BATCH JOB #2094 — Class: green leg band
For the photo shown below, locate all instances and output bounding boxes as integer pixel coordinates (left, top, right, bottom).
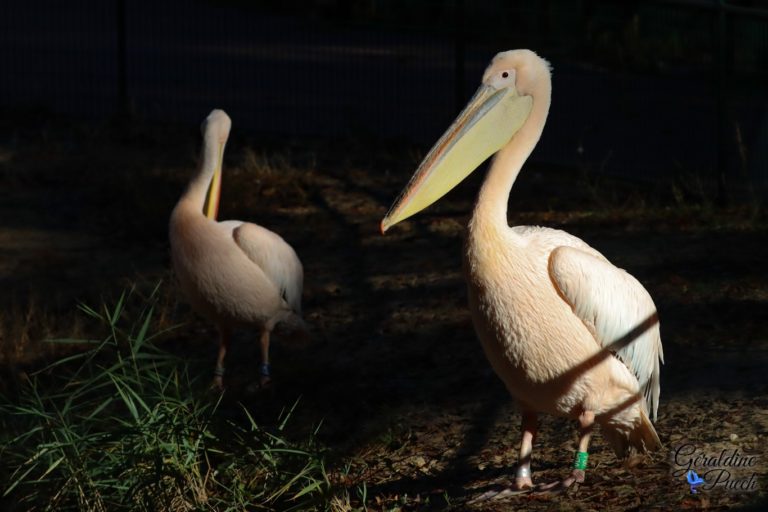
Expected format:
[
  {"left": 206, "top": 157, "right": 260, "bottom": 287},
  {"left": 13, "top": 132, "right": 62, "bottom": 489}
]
[{"left": 573, "top": 451, "right": 589, "bottom": 470}]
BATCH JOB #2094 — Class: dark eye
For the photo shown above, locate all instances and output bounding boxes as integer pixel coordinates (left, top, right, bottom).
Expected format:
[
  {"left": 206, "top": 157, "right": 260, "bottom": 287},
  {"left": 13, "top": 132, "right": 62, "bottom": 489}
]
[{"left": 502, "top": 71, "right": 509, "bottom": 78}]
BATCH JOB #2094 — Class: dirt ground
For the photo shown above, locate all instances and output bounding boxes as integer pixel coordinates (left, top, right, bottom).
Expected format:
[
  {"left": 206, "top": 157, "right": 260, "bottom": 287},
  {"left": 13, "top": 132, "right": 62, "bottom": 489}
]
[{"left": 1, "top": 115, "right": 767, "bottom": 510}]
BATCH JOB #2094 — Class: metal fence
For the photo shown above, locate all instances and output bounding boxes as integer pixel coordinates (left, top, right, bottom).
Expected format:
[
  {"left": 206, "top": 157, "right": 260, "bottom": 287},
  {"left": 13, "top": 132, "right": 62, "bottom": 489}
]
[{"left": 2, "top": 0, "right": 767, "bottom": 193}]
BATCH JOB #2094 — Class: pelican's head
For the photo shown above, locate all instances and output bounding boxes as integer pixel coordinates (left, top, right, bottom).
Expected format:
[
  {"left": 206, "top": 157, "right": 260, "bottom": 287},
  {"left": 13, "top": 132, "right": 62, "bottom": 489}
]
[
  {"left": 381, "top": 50, "right": 550, "bottom": 233},
  {"left": 481, "top": 49, "right": 551, "bottom": 98},
  {"left": 201, "top": 109, "right": 231, "bottom": 220},
  {"left": 201, "top": 109, "right": 232, "bottom": 145}
]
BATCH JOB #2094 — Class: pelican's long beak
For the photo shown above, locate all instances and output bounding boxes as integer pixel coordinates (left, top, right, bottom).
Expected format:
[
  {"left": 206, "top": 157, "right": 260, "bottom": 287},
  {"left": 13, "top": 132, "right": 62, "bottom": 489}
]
[
  {"left": 204, "top": 142, "right": 224, "bottom": 220},
  {"left": 381, "top": 84, "right": 533, "bottom": 233}
]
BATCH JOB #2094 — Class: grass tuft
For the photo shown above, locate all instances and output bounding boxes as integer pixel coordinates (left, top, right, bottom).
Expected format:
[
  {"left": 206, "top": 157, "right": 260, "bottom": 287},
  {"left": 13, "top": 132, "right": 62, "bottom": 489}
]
[{"left": 0, "top": 284, "right": 336, "bottom": 511}]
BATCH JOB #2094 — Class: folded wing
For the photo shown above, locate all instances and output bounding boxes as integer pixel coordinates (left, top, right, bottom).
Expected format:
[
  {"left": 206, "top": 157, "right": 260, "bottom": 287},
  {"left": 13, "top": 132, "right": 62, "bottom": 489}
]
[
  {"left": 233, "top": 223, "right": 303, "bottom": 314},
  {"left": 548, "top": 246, "right": 663, "bottom": 419}
]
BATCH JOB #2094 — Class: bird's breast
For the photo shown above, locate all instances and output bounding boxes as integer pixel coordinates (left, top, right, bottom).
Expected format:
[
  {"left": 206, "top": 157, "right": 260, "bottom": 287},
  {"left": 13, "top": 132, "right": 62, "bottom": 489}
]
[{"left": 463, "top": 230, "right": 600, "bottom": 411}]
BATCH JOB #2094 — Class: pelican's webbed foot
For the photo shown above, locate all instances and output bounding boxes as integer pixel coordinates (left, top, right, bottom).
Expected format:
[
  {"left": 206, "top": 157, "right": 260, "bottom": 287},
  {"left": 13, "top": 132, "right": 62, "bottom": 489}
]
[{"left": 535, "top": 468, "right": 585, "bottom": 493}]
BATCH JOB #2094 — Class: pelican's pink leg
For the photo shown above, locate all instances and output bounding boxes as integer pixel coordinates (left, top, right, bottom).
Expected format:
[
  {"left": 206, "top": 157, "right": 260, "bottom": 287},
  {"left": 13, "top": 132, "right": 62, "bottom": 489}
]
[
  {"left": 468, "top": 410, "right": 538, "bottom": 503},
  {"left": 538, "top": 410, "right": 594, "bottom": 492},
  {"left": 212, "top": 328, "right": 231, "bottom": 390},
  {"left": 563, "top": 410, "right": 594, "bottom": 487},
  {"left": 258, "top": 328, "right": 272, "bottom": 388},
  {"left": 515, "top": 411, "right": 537, "bottom": 489}
]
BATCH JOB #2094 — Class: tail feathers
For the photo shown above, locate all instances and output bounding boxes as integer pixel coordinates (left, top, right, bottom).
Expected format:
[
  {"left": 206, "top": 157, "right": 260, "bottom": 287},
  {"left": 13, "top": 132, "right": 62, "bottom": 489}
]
[
  {"left": 273, "top": 310, "right": 310, "bottom": 342},
  {"left": 600, "top": 409, "right": 662, "bottom": 459}
]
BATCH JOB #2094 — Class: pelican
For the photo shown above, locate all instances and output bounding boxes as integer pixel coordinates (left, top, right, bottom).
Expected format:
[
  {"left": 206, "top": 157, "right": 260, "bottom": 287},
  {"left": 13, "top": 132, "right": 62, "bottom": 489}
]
[
  {"left": 170, "top": 109, "right": 305, "bottom": 390},
  {"left": 381, "top": 50, "right": 663, "bottom": 491}
]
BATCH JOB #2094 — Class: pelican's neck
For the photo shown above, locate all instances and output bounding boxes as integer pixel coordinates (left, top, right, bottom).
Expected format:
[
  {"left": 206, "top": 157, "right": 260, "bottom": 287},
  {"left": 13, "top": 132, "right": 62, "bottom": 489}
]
[
  {"left": 471, "top": 82, "right": 551, "bottom": 233},
  {"left": 184, "top": 135, "right": 222, "bottom": 213}
]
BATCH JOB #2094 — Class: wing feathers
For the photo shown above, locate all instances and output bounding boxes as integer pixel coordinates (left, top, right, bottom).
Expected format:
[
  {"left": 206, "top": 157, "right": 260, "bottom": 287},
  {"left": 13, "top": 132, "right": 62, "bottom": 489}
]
[
  {"left": 232, "top": 223, "right": 303, "bottom": 313},
  {"left": 549, "top": 246, "right": 663, "bottom": 420}
]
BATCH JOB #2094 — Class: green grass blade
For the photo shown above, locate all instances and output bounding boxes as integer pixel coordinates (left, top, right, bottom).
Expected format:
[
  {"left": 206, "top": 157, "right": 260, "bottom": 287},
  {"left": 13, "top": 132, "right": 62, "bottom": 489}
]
[
  {"left": 3, "top": 461, "right": 40, "bottom": 497},
  {"left": 132, "top": 305, "right": 154, "bottom": 354},
  {"left": 109, "top": 376, "right": 139, "bottom": 422}
]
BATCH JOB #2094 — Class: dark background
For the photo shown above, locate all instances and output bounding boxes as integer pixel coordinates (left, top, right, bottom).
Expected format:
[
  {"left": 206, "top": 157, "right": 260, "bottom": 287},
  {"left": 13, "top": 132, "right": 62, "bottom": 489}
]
[{"left": 2, "top": 0, "right": 768, "bottom": 195}]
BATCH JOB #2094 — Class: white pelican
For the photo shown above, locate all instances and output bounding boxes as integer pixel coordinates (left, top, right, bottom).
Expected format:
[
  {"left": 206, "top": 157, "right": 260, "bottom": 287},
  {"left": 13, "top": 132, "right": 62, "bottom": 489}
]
[
  {"left": 381, "top": 50, "right": 663, "bottom": 491},
  {"left": 170, "top": 109, "right": 305, "bottom": 390}
]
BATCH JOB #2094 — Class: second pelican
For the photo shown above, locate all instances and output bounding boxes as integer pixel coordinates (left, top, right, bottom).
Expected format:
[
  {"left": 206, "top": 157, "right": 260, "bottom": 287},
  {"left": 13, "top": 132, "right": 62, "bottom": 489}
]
[
  {"left": 170, "top": 109, "right": 306, "bottom": 390},
  {"left": 382, "top": 50, "right": 663, "bottom": 491}
]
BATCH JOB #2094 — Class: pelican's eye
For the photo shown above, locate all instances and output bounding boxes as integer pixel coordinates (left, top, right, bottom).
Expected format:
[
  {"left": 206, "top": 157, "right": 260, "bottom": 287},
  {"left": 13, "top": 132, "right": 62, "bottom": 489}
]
[{"left": 486, "top": 68, "right": 516, "bottom": 89}]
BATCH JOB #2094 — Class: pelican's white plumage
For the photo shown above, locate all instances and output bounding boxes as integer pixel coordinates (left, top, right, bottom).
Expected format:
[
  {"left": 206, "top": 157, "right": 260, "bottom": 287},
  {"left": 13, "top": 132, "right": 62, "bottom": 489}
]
[
  {"left": 549, "top": 245, "right": 664, "bottom": 419},
  {"left": 382, "top": 50, "right": 663, "bottom": 490},
  {"left": 232, "top": 223, "right": 303, "bottom": 314},
  {"left": 170, "top": 109, "right": 305, "bottom": 389}
]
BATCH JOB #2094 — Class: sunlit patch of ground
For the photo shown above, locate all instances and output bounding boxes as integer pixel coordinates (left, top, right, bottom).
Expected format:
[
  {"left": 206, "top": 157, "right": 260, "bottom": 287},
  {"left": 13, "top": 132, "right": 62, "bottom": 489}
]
[{"left": 1, "top": 116, "right": 766, "bottom": 510}]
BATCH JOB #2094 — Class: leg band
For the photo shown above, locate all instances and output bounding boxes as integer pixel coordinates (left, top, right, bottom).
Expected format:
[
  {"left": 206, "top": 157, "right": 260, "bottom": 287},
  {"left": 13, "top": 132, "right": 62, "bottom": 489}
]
[
  {"left": 259, "top": 362, "right": 271, "bottom": 378},
  {"left": 213, "top": 366, "right": 225, "bottom": 377},
  {"left": 515, "top": 465, "right": 531, "bottom": 479},
  {"left": 573, "top": 451, "right": 588, "bottom": 470}
]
